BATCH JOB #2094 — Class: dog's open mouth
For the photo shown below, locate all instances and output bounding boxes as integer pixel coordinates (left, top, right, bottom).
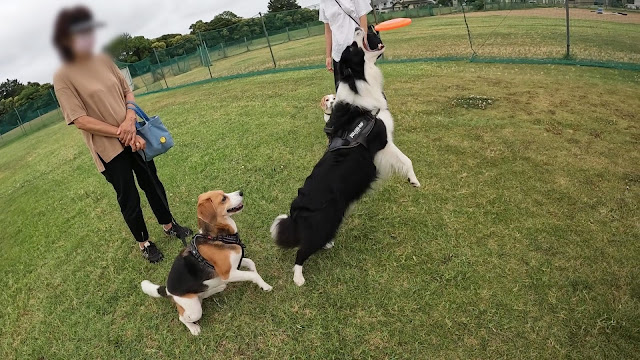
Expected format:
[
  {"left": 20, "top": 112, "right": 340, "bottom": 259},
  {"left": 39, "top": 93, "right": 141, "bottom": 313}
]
[
  {"left": 227, "top": 203, "right": 244, "bottom": 213},
  {"left": 364, "top": 42, "right": 384, "bottom": 52}
]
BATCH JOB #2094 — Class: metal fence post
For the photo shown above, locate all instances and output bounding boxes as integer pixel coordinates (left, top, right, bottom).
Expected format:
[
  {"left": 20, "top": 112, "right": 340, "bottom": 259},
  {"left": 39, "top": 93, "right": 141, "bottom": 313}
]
[
  {"left": 245, "top": 37, "right": 250, "bottom": 51},
  {"left": 153, "top": 48, "right": 169, "bottom": 89},
  {"left": 259, "top": 12, "right": 277, "bottom": 68},
  {"left": 564, "top": 0, "right": 570, "bottom": 58},
  {"left": 197, "top": 32, "right": 213, "bottom": 79},
  {"left": 13, "top": 107, "right": 26, "bottom": 134},
  {"left": 286, "top": 27, "right": 291, "bottom": 41},
  {"left": 306, "top": 23, "right": 311, "bottom": 37},
  {"left": 50, "top": 88, "right": 64, "bottom": 120},
  {"left": 221, "top": 42, "right": 227, "bottom": 58}
]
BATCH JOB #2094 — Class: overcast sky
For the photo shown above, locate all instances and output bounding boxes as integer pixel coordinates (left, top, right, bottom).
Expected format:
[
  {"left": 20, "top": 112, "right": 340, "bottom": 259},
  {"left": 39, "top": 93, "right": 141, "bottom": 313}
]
[{"left": 0, "top": 0, "right": 319, "bottom": 84}]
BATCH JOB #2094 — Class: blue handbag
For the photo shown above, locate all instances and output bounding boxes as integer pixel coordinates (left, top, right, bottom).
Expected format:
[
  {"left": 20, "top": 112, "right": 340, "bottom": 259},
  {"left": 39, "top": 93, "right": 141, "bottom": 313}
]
[{"left": 127, "top": 102, "right": 174, "bottom": 160}]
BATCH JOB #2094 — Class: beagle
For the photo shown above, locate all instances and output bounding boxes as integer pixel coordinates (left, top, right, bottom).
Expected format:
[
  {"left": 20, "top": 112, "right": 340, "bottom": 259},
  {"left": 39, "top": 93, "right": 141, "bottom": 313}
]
[
  {"left": 321, "top": 94, "right": 336, "bottom": 122},
  {"left": 141, "top": 190, "right": 272, "bottom": 335}
]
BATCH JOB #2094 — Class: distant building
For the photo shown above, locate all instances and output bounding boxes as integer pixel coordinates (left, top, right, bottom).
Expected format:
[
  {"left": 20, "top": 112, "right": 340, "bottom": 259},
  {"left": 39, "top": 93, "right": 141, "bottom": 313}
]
[
  {"left": 372, "top": 0, "right": 437, "bottom": 12},
  {"left": 392, "top": 0, "right": 438, "bottom": 10},
  {"left": 372, "top": 0, "right": 396, "bottom": 12}
]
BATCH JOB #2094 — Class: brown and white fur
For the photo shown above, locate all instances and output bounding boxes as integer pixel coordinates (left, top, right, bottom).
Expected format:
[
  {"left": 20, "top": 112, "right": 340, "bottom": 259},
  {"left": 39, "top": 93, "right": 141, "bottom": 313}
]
[
  {"left": 321, "top": 94, "right": 336, "bottom": 122},
  {"left": 141, "top": 190, "right": 272, "bottom": 335}
]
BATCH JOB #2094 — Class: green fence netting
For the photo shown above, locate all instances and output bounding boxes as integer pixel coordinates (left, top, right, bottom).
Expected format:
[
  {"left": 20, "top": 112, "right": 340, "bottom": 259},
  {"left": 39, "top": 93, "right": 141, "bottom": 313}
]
[
  {"left": 0, "top": 90, "right": 61, "bottom": 138},
  {"left": 4, "top": 2, "right": 639, "bottom": 139}
]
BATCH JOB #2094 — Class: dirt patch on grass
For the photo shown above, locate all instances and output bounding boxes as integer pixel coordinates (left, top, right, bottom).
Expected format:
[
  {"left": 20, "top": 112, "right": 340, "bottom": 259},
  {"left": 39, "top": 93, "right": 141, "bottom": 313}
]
[{"left": 456, "top": 8, "right": 640, "bottom": 24}]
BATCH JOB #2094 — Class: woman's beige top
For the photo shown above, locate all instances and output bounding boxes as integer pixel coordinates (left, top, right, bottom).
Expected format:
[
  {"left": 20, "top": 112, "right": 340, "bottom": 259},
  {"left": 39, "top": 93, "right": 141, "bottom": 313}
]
[{"left": 53, "top": 54, "right": 132, "bottom": 172}]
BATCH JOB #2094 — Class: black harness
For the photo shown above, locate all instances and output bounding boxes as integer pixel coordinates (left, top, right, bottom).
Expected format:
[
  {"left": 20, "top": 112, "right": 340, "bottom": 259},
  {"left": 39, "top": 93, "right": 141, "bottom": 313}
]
[
  {"left": 190, "top": 233, "right": 245, "bottom": 271},
  {"left": 324, "top": 109, "right": 381, "bottom": 152}
]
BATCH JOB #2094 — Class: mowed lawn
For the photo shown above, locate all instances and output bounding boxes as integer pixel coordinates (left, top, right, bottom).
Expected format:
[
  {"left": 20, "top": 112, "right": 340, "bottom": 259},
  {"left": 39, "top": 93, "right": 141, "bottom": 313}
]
[
  {"left": 137, "top": 8, "right": 640, "bottom": 91},
  {"left": 1, "top": 62, "right": 639, "bottom": 359}
]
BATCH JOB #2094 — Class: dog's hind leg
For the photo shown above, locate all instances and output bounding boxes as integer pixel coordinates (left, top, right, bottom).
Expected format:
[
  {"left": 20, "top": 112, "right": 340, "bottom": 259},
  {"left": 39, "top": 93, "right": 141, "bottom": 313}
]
[
  {"left": 293, "top": 242, "right": 326, "bottom": 286},
  {"left": 375, "top": 143, "right": 420, "bottom": 187},
  {"left": 174, "top": 295, "right": 203, "bottom": 336}
]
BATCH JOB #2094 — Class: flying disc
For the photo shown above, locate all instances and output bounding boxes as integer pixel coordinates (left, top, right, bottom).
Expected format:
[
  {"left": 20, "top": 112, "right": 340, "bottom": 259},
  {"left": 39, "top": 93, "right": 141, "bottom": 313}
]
[{"left": 374, "top": 18, "right": 412, "bottom": 32}]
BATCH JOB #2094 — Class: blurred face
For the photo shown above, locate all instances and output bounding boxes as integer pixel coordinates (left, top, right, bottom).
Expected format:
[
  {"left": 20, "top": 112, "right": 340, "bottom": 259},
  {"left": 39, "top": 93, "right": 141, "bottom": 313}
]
[{"left": 71, "top": 30, "right": 96, "bottom": 58}]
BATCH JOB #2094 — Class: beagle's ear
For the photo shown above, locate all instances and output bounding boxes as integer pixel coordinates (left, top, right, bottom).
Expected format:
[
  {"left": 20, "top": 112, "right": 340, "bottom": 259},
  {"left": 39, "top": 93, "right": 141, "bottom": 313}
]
[
  {"left": 197, "top": 198, "right": 216, "bottom": 232},
  {"left": 320, "top": 95, "right": 328, "bottom": 111}
]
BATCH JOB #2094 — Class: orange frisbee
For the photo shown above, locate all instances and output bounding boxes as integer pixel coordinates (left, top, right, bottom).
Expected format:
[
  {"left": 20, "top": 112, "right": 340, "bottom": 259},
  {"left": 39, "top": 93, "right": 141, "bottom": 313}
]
[{"left": 374, "top": 18, "right": 412, "bottom": 32}]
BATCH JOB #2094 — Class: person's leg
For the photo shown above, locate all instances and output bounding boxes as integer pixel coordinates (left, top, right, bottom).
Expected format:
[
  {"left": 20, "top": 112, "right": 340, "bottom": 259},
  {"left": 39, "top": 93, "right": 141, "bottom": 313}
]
[
  {"left": 102, "top": 150, "right": 164, "bottom": 263},
  {"left": 130, "top": 151, "right": 173, "bottom": 226},
  {"left": 130, "top": 150, "right": 192, "bottom": 240},
  {"left": 333, "top": 60, "right": 340, "bottom": 91},
  {"left": 101, "top": 151, "right": 149, "bottom": 243}
]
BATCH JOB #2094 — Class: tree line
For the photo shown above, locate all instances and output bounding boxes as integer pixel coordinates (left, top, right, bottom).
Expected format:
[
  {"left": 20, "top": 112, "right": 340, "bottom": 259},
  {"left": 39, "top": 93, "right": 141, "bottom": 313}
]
[
  {"left": 106, "top": 0, "right": 317, "bottom": 64},
  {"left": 0, "top": 79, "right": 53, "bottom": 120}
]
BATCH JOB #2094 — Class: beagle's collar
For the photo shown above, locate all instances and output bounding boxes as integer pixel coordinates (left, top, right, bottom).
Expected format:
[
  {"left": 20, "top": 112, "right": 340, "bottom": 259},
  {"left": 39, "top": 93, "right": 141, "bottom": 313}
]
[{"left": 190, "top": 233, "right": 245, "bottom": 271}]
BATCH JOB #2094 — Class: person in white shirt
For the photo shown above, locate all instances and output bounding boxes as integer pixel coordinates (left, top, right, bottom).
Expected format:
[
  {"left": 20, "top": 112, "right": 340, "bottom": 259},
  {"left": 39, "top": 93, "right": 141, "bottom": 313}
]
[{"left": 319, "top": 0, "right": 372, "bottom": 89}]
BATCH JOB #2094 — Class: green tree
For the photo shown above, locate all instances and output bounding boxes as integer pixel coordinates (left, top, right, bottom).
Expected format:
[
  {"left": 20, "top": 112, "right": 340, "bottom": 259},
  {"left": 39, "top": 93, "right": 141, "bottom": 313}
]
[
  {"left": 104, "top": 33, "right": 152, "bottom": 63},
  {"left": 267, "top": 0, "right": 301, "bottom": 12},
  {"left": 0, "top": 79, "right": 25, "bottom": 101}
]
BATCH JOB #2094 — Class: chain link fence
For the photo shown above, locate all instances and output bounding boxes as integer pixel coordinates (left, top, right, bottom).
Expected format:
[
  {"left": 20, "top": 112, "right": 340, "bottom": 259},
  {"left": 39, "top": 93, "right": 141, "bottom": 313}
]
[
  {"left": 2, "top": 2, "right": 639, "bottom": 144},
  {"left": 0, "top": 89, "right": 62, "bottom": 145}
]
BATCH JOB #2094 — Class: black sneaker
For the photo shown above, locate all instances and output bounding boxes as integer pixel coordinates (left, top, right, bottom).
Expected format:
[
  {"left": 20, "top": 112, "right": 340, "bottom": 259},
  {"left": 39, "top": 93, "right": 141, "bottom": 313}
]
[
  {"left": 164, "top": 220, "right": 193, "bottom": 240},
  {"left": 141, "top": 241, "right": 164, "bottom": 263}
]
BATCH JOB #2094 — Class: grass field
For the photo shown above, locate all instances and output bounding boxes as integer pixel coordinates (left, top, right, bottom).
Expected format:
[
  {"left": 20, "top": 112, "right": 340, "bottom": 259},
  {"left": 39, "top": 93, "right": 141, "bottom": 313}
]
[
  {"left": 1, "top": 61, "right": 639, "bottom": 359},
  {"left": 129, "top": 8, "right": 640, "bottom": 92}
]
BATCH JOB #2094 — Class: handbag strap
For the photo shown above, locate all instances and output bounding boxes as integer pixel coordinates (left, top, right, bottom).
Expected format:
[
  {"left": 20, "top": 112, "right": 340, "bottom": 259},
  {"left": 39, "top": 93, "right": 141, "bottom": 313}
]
[
  {"left": 126, "top": 101, "right": 151, "bottom": 122},
  {"left": 334, "top": 0, "right": 360, "bottom": 26}
]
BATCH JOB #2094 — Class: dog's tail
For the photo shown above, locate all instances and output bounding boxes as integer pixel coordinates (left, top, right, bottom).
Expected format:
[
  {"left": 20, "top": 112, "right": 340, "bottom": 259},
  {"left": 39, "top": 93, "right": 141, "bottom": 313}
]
[
  {"left": 271, "top": 214, "right": 300, "bottom": 248},
  {"left": 141, "top": 280, "right": 169, "bottom": 298}
]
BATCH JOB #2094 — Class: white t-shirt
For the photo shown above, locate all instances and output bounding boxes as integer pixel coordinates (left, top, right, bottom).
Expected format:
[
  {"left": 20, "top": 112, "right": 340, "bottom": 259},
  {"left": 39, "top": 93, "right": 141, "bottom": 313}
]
[{"left": 319, "top": 0, "right": 373, "bottom": 61}]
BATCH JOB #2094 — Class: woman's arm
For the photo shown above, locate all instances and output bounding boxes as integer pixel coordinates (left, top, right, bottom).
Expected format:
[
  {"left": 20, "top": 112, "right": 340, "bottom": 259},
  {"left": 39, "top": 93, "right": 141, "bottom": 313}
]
[
  {"left": 74, "top": 115, "right": 121, "bottom": 138},
  {"left": 324, "top": 23, "right": 333, "bottom": 73},
  {"left": 118, "top": 92, "right": 137, "bottom": 147},
  {"left": 360, "top": 15, "right": 368, "bottom": 33}
]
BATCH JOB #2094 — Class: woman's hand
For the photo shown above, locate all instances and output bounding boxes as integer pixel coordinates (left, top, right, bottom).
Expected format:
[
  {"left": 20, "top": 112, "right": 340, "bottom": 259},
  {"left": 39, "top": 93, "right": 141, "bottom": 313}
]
[
  {"left": 130, "top": 135, "right": 146, "bottom": 152},
  {"left": 326, "top": 57, "right": 333, "bottom": 73},
  {"left": 117, "top": 109, "right": 137, "bottom": 146}
]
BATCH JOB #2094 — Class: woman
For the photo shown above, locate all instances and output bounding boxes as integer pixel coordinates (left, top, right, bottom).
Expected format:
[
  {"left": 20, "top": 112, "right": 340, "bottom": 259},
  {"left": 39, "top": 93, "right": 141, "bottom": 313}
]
[
  {"left": 319, "top": 0, "right": 372, "bottom": 89},
  {"left": 52, "top": 6, "right": 191, "bottom": 263}
]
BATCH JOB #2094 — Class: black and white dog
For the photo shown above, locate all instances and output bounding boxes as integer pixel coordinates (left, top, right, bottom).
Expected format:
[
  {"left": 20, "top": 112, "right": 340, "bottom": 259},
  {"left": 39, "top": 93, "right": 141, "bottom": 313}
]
[{"left": 271, "top": 28, "right": 420, "bottom": 286}]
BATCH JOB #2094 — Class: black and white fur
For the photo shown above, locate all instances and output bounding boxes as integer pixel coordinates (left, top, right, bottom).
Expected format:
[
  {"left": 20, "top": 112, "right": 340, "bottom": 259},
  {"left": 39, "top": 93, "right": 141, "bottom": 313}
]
[{"left": 272, "top": 28, "right": 420, "bottom": 286}]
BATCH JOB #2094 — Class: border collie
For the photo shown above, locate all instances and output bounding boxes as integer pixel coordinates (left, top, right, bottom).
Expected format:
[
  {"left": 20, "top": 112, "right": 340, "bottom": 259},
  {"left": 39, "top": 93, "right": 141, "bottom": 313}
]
[{"left": 272, "top": 28, "right": 420, "bottom": 286}]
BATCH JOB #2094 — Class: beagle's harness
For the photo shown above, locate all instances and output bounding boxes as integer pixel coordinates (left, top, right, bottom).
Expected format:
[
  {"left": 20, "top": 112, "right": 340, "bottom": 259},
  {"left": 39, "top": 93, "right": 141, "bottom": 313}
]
[
  {"left": 324, "top": 109, "right": 381, "bottom": 152},
  {"left": 190, "top": 233, "right": 245, "bottom": 271}
]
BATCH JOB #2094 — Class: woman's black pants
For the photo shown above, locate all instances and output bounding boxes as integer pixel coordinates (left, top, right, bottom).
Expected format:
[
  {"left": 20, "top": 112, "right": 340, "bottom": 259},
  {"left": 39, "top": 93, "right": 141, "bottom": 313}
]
[
  {"left": 101, "top": 148, "right": 173, "bottom": 243},
  {"left": 333, "top": 60, "right": 341, "bottom": 91}
]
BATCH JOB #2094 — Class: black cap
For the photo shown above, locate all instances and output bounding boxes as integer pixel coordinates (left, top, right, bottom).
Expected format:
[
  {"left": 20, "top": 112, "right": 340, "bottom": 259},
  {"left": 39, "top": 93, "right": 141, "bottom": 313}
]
[{"left": 70, "top": 19, "right": 105, "bottom": 33}]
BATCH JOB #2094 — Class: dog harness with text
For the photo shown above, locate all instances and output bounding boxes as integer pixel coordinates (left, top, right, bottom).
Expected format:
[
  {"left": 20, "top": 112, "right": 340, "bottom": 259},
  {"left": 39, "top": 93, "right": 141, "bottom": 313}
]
[
  {"left": 190, "top": 233, "right": 245, "bottom": 271},
  {"left": 324, "top": 110, "right": 380, "bottom": 152}
]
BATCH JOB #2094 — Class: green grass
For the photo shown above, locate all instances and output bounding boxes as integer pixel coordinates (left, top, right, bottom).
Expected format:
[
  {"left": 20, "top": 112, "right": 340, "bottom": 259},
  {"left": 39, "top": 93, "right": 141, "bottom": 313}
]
[
  {"left": 0, "top": 110, "right": 63, "bottom": 148},
  {"left": 1, "top": 62, "right": 639, "bottom": 359},
  {"left": 129, "top": 9, "right": 640, "bottom": 92}
]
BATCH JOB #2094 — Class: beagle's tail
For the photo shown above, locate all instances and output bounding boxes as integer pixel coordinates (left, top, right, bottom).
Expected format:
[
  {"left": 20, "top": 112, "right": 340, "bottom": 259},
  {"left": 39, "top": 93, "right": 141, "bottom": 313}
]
[{"left": 141, "top": 280, "right": 168, "bottom": 298}]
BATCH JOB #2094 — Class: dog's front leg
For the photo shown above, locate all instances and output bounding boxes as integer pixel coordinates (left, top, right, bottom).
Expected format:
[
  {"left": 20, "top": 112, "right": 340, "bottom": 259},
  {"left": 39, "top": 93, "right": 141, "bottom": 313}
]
[
  {"left": 240, "top": 258, "right": 257, "bottom": 272},
  {"left": 225, "top": 269, "right": 272, "bottom": 291},
  {"left": 200, "top": 282, "right": 227, "bottom": 299}
]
